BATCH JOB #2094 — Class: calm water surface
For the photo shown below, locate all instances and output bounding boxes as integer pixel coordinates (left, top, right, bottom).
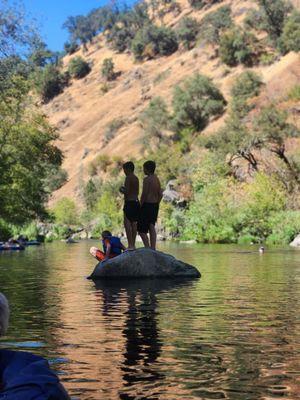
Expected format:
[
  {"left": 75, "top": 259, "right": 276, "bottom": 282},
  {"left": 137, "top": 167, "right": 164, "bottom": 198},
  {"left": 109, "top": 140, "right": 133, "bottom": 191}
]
[{"left": 0, "top": 241, "right": 300, "bottom": 399}]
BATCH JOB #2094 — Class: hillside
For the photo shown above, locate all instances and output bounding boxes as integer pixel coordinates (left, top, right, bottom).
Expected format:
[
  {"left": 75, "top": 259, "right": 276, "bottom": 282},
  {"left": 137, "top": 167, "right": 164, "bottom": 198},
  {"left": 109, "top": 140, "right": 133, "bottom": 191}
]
[{"left": 44, "top": 0, "right": 300, "bottom": 207}]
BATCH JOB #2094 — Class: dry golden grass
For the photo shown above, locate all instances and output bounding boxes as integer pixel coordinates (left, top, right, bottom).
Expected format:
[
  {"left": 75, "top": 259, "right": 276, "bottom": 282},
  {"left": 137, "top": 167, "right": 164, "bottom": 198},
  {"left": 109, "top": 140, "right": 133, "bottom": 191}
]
[{"left": 45, "top": 0, "right": 300, "bottom": 206}]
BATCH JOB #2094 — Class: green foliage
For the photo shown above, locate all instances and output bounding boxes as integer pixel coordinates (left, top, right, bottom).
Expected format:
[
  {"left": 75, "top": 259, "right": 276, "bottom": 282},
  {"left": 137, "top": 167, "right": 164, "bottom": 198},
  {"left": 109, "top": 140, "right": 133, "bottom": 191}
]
[
  {"left": 244, "top": 8, "right": 266, "bottom": 31},
  {"left": 139, "top": 97, "right": 170, "bottom": 143},
  {"left": 258, "top": 0, "right": 292, "bottom": 40},
  {"left": 0, "top": 219, "right": 12, "bottom": 241},
  {"left": 199, "top": 5, "right": 233, "bottom": 44},
  {"left": 183, "top": 178, "right": 238, "bottom": 243},
  {"left": 34, "top": 64, "right": 69, "bottom": 103},
  {"left": 266, "top": 211, "right": 300, "bottom": 244},
  {"left": 18, "top": 222, "right": 39, "bottom": 240},
  {"left": 0, "top": 81, "right": 63, "bottom": 224},
  {"left": 131, "top": 24, "right": 178, "bottom": 60},
  {"left": 259, "top": 52, "right": 277, "bottom": 65},
  {"left": 83, "top": 178, "right": 102, "bottom": 210},
  {"left": 231, "top": 71, "right": 263, "bottom": 100},
  {"left": 288, "top": 84, "right": 300, "bottom": 101},
  {"left": 176, "top": 17, "right": 199, "bottom": 49},
  {"left": 279, "top": 11, "right": 300, "bottom": 53},
  {"left": 172, "top": 73, "right": 226, "bottom": 132},
  {"left": 43, "top": 166, "right": 68, "bottom": 193},
  {"left": 92, "top": 192, "right": 122, "bottom": 236},
  {"left": 29, "top": 41, "right": 56, "bottom": 67},
  {"left": 104, "top": 118, "right": 124, "bottom": 144},
  {"left": 64, "top": 41, "right": 79, "bottom": 55},
  {"left": 188, "top": 0, "right": 222, "bottom": 10},
  {"left": 101, "top": 58, "right": 115, "bottom": 81},
  {"left": 219, "top": 29, "right": 258, "bottom": 66},
  {"left": 89, "top": 155, "right": 112, "bottom": 174},
  {"left": 230, "top": 70, "right": 263, "bottom": 116},
  {"left": 0, "top": 1, "right": 37, "bottom": 57},
  {"left": 68, "top": 56, "right": 91, "bottom": 79},
  {"left": 62, "top": 15, "right": 95, "bottom": 49},
  {"left": 53, "top": 197, "right": 79, "bottom": 226}
]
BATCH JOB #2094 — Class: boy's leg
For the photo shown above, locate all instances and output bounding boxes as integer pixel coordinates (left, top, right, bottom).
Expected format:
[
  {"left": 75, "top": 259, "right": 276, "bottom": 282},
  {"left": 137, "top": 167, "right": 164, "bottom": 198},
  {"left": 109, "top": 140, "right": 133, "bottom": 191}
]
[
  {"left": 149, "top": 224, "right": 157, "bottom": 250},
  {"left": 131, "top": 221, "right": 137, "bottom": 249},
  {"left": 124, "top": 215, "right": 133, "bottom": 249},
  {"left": 139, "top": 232, "right": 150, "bottom": 248},
  {"left": 90, "top": 247, "right": 106, "bottom": 261}
]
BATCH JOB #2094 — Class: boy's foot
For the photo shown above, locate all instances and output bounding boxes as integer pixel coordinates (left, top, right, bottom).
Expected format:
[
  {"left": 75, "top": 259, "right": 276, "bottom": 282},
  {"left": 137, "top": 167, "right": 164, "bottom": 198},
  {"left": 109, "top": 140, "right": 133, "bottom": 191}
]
[{"left": 125, "top": 247, "right": 136, "bottom": 252}]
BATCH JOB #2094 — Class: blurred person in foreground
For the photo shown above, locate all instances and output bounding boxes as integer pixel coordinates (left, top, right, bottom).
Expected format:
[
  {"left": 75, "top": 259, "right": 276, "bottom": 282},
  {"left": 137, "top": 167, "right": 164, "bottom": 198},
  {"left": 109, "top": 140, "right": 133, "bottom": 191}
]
[{"left": 0, "top": 292, "right": 70, "bottom": 399}]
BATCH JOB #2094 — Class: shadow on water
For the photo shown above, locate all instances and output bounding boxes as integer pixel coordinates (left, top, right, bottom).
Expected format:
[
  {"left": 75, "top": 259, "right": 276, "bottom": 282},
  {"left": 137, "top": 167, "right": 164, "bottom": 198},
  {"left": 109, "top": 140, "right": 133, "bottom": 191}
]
[{"left": 93, "top": 279, "right": 196, "bottom": 399}]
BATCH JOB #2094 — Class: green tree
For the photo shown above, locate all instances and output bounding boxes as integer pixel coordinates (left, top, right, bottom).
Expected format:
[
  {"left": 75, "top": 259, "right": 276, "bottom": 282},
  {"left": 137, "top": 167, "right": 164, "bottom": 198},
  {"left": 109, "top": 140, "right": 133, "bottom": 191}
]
[
  {"left": 101, "top": 58, "right": 115, "bottom": 81},
  {"left": 53, "top": 197, "right": 78, "bottom": 225},
  {"left": 177, "top": 17, "right": 199, "bottom": 49},
  {"left": 68, "top": 56, "right": 91, "bottom": 79},
  {"left": 131, "top": 24, "right": 178, "bottom": 60},
  {"left": 34, "top": 64, "right": 69, "bottom": 102},
  {"left": 279, "top": 11, "right": 300, "bottom": 53},
  {"left": 258, "top": 0, "right": 292, "bottom": 40},
  {"left": 0, "top": 81, "right": 63, "bottom": 224},
  {"left": 230, "top": 70, "right": 263, "bottom": 117},
  {"left": 29, "top": 40, "right": 56, "bottom": 67},
  {"left": 199, "top": 5, "right": 233, "bottom": 44},
  {"left": 219, "top": 29, "right": 258, "bottom": 66},
  {"left": 253, "top": 105, "right": 300, "bottom": 182},
  {"left": 0, "top": 5, "right": 63, "bottom": 225},
  {"left": 139, "top": 97, "right": 170, "bottom": 141},
  {"left": 172, "top": 73, "right": 226, "bottom": 132},
  {"left": 64, "top": 41, "right": 79, "bottom": 55}
]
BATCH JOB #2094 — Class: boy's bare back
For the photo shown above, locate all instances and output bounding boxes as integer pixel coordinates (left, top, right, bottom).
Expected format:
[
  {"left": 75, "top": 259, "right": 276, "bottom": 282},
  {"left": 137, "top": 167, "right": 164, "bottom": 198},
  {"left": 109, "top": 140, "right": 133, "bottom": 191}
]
[
  {"left": 141, "top": 174, "right": 162, "bottom": 204},
  {"left": 125, "top": 174, "right": 139, "bottom": 201}
]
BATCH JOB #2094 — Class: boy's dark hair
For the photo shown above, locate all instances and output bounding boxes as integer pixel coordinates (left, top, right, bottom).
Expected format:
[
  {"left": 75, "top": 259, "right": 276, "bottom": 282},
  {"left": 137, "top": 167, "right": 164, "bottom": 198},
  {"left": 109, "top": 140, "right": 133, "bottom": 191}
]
[
  {"left": 123, "top": 161, "right": 134, "bottom": 172},
  {"left": 143, "top": 160, "right": 156, "bottom": 174},
  {"left": 102, "top": 230, "right": 112, "bottom": 238}
]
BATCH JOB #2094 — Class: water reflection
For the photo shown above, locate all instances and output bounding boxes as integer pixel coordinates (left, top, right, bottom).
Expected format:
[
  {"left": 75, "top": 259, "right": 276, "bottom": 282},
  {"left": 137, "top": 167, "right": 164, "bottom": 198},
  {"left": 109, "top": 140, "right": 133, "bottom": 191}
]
[
  {"left": 94, "top": 279, "right": 195, "bottom": 399},
  {"left": 1, "top": 242, "right": 300, "bottom": 399}
]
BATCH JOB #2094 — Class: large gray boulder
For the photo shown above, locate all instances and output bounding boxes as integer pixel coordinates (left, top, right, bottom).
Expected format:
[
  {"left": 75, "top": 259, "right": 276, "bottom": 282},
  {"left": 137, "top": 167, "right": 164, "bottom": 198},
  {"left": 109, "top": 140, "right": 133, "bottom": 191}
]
[
  {"left": 89, "top": 248, "right": 200, "bottom": 279},
  {"left": 290, "top": 234, "right": 300, "bottom": 247}
]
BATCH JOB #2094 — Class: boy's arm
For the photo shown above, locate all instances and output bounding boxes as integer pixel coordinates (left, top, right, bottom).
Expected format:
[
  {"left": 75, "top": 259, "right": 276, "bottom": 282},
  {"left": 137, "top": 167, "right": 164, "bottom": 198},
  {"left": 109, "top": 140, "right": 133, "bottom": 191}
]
[
  {"left": 104, "top": 241, "right": 111, "bottom": 260},
  {"left": 158, "top": 178, "right": 163, "bottom": 203},
  {"left": 140, "top": 178, "right": 148, "bottom": 206},
  {"left": 120, "top": 242, "right": 126, "bottom": 251}
]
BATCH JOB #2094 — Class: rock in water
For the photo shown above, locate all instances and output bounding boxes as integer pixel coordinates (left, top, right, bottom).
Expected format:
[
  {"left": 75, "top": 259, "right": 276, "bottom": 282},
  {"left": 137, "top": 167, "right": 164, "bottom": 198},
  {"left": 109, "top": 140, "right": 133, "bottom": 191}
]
[
  {"left": 89, "top": 248, "right": 200, "bottom": 279},
  {"left": 290, "top": 234, "right": 300, "bottom": 247}
]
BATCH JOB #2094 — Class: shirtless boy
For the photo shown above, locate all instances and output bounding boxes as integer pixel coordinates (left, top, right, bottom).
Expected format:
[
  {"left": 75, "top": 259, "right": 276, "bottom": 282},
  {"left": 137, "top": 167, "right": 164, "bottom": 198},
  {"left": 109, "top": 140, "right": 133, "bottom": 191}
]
[
  {"left": 120, "top": 161, "right": 140, "bottom": 250},
  {"left": 138, "top": 160, "right": 162, "bottom": 250}
]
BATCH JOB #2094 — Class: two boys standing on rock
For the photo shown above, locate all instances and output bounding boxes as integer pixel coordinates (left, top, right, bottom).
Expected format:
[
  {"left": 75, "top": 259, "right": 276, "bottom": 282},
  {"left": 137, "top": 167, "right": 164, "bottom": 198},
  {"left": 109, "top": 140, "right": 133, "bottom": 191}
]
[
  {"left": 121, "top": 160, "right": 163, "bottom": 251},
  {"left": 90, "top": 160, "right": 162, "bottom": 263}
]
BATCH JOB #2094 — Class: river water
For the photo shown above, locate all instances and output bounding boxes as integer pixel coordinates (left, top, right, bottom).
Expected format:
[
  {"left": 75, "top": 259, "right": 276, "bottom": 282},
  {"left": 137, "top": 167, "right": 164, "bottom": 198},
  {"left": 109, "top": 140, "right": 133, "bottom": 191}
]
[{"left": 0, "top": 241, "right": 300, "bottom": 399}]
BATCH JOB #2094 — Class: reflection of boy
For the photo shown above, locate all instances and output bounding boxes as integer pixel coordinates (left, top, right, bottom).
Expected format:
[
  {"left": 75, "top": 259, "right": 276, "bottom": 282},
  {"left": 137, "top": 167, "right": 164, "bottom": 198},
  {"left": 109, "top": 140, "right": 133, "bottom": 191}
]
[
  {"left": 138, "top": 161, "right": 162, "bottom": 250},
  {"left": 90, "top": 231, "right": 125, "bottom": 262},
  {"left": 120, "top": 162, "right": 140, "bottom": 250}
]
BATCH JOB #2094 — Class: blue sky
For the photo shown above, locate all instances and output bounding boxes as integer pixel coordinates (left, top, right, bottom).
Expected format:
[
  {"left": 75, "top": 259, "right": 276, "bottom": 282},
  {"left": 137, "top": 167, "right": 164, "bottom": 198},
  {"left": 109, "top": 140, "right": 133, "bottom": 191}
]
[{"left": 21, "top": 0, "right": 109, "bottom": 51}]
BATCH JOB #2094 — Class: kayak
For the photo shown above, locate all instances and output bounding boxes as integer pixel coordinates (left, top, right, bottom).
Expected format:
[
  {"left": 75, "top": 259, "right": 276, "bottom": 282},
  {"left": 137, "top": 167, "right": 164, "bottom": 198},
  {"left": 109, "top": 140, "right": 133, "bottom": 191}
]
[
  {"left": 0, "top": 245, "right": 25, "bottom": 251},
  {"left": 25, "top": 240, "right": 41, "bottom": 246}
]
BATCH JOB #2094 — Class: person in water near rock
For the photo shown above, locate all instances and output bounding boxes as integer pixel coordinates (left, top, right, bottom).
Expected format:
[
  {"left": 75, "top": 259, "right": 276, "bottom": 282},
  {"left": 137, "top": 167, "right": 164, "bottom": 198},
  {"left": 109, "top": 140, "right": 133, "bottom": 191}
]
[
  {"left": 0, "top": 292, "right": 70, "bottom": 399},
  {"left": 90, "top": 230, "right": 126, "bottom": 262},
  {"left": 120, "top": 161, "right": 140, "bottom": 250},
  {"left": 138, "top": 160, "right": 163, "bottom": 250}
]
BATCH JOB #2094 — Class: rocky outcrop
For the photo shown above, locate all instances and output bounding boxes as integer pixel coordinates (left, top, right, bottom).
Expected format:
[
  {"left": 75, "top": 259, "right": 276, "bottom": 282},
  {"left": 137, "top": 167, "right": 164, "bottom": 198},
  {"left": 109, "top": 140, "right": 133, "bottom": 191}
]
[
  {"left": 290, "top": 234, "right": 300, "bottom": 247},
  {"left": 89, "top": 248, "right": 200, "bottom": 279}
]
